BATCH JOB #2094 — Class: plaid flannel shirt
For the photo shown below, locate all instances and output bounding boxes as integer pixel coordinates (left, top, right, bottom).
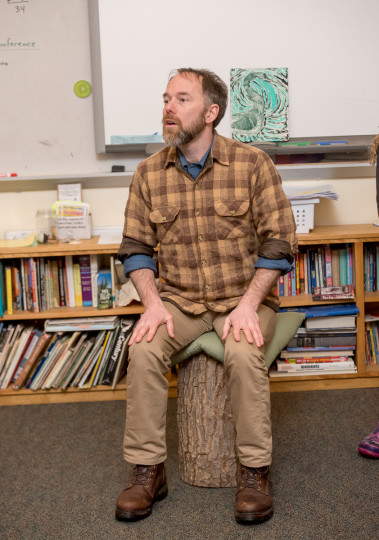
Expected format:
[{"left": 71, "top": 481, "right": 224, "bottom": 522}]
[{"left": 118, "top": 133, "right": 297, "bottom": 314}]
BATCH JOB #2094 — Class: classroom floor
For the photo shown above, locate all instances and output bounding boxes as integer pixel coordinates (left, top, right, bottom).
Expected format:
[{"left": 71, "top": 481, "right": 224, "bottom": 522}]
[{"left": 1, "top": 388, "right": 378, "bottom": 540}]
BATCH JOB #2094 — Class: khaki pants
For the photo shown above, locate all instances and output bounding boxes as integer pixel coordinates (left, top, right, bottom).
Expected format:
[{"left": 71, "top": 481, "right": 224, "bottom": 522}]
[{"left": 123, "top": 302, "right": 276, "bottom": 468}]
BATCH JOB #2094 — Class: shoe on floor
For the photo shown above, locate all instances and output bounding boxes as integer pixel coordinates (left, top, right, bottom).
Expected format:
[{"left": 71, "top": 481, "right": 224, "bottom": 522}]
[
  {"left": 235, "top": 464, "right": 273, "bottom": 524},
  {"left": 358, "top": 423, "right": 379, "bottom": 458},
  {"left": 115, "top": 463, "right": 168, "bottom": 521}
]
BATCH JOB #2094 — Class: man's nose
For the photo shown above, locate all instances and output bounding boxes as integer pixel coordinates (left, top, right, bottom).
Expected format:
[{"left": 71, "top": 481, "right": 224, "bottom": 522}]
[{"left": 164, "top": 99, "right": 177, "bottom": 115}]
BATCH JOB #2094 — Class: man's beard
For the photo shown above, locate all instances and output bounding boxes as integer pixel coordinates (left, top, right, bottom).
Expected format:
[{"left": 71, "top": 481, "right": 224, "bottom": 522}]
[{"left": 162, "top": 110, "right": 207, "bottom": 146}]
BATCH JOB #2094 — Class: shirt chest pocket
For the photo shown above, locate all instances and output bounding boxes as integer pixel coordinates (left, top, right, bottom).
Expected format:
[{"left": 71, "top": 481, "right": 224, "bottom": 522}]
[
  {"left": 214, "top": 199, "right": 251, "bottom": 240},
  {"left": 150, "top": 206, "right": 183, "bottom": 244}
]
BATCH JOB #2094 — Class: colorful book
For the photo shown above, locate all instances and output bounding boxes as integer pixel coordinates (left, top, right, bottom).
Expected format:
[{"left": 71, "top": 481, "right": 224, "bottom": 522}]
[
  {"left": 90, "top": 255, "right": 99, "bottom": 308},
  {"left": 78, "top": 255, "right": 92, "bottom": 307},
  {"left": 312, "top": 284, "right": 354, "bottom": 301},
  {"left": 5, "top": 266, "right": 13, "bottom": 315},
  {"left": 97, "top": 269, "right": 112, "bottom": 310},
  {"left": 276, "top": 358, "right": 356, "bottom": 372},
  {"left": 64, "top": 255, "right": 76, "bottom": 308},
  {"left": 0, "top": 261, "right": 4, "bottom": 317},
  {"left": 73, "top": 263, "right": 83, "bottom": 307}
]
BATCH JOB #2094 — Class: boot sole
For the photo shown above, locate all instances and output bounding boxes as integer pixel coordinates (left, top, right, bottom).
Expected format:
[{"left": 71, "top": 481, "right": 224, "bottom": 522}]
[
  {"left": 235, "top": 507, "right": 273, "bottom": 524},
  {"left": 115, "top": 485, "right": 168, "bottom": 521}
]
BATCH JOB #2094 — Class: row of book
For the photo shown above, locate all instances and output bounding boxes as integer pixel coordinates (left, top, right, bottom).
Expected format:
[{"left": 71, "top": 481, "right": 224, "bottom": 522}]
[
  {"left": 364, "top": 244, "right": 379, "bottom": 292},
  {"left": 365, "top": 315, "right": 379, "bottom": 365},
  {"left": 0, "top": 254, "right": 126, "bottom": 315},
  {"left": 277, "top": 244, "right": 354, "bottom": 297},
  {"left": 0, "top": 316, "right": 136, "bottom": 391},
  {"left": 270, "top": 304, "right": 359, "bottom": 377}
]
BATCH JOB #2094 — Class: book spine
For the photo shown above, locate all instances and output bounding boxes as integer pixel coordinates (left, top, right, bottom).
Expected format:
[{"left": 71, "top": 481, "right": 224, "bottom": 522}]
[
  {"left": 283, "top": 356, "right": 351, "bottom": 364},
  {"left": 276, "top": 359, "right": 355, "bottom": 371},
  {"left": 299, "top": 253, "right": 305, "bottom": 294},
  {"left": 97, "top": 270, "right": 112, "bottom": 310},
  {"left": 102, "top": 322, "right": 134, "bottom": 385},
  {"left": 110, "top": 255, "right": 116, "bottom": 307},
  {"left": 30, "top": 258, "right": 40, "bottom": 312},
  {"left": 5, "top": 267, "right": 13, "bottom": 315},
  {"left": 12, "top": 330, "right": 42, "bottom": 382},
  {"left": 295, "top": 252, "right": 300, "bottom": 295},
  {"left": 90, "top": 255, "right": 99, "bottom": 308},
  {"left": 78, "top": 255, "right": 92, "bottom": 307},
  {"left": 57, "top": 257, "right": 66, "bottom": 307},
  {"left": 324, "top": 244, "right": 332, "bottom": 287},
  {"left": 51, "top": 259, "right": 60, "bottom": 308},
  {"left": 287, "top": 335, "right": 357, "bottom": 348},
  {"left": 339, "top": 248, "right": 347, "bottom": 286},
  {"left": 73, "top": 263, "right": 83, "bottom": 307},
  {"left": 64, "top": 255, "right": 76, "bottom": 308},
  {"left": 0, "top": 261, "right": 4, "bottom": 317}
]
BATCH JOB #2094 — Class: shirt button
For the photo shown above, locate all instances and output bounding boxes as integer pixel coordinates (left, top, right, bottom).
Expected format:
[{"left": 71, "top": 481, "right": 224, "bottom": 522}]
[
  {"left": 195, "top": 210, "right": 200, "bottom": 216},
  {"left": 198, "top": 234, "right": 203, "bottom": 241},
  {"left": 202, "top": 260, "right": 207, "bottom": 266},
  {"left": 162, "top": 216, "right": 167, "bottom": 221},
  {"left": 230, "top": 210, "right": 236, "bottom": 215},
  {"left": 205, "top": 285, "right": 210, "bottom": 290},
  {"left": 195, "top": 185, "right": 199, "bottom": 189}
]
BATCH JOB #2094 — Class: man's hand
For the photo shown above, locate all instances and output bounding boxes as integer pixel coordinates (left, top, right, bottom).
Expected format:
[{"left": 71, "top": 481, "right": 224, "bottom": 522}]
[
  {"left": 128, "top": 268, "right": 175, "bottom": 346},
  {"left": 221, "top": 267, "right": 281, "bottom": 347},
  {"left": 128, "top": 302, "right": 174, "bottom": 345},
  {"left": 221, "top": 301, "right": 263, "bottom": 347}
]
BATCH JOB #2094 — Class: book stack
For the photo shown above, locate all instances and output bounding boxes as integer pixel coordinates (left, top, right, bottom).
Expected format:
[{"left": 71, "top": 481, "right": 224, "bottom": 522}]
[
  {"left": 0, "top": 317, "right": 137, "bottom": 391},
  {"left": 364, "top": 313, "right": 379, "bottom": 365},
  {"left": 277, "top": 243, "right": 354, "bottom": 297},
  {"left": 364, "top": 244, "right": 379, "bottom": 292},
  {"left": 270, "top": 304, "right": 359, "bottom": 377}
]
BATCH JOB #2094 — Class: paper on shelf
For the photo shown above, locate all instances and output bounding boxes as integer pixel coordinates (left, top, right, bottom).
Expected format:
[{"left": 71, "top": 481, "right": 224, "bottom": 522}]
[
  {"left": 283, "top": 181, "right": 338, "bottom": 200},
  {"left": 98, "top": 233, "right": 122, "bottom": 245},
  {"left": 0, "top": 231, "right": 36, "bottom": 248}
]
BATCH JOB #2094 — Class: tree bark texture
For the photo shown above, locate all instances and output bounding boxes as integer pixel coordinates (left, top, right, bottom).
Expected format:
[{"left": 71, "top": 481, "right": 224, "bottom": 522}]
[{"left": 177, "top": 353, "right": 237, "bottom": 487}]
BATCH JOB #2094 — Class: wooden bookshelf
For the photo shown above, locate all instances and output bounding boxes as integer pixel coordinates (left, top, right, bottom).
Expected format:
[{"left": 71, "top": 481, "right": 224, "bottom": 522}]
[{"left": 1, "top": 227, "right": 379, "bottom": 406}]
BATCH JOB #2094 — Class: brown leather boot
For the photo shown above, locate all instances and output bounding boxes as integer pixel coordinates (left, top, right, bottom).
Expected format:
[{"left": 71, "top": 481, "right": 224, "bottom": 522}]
[
  {"left": 115, "top": 463, "right": 168, "bottom": 521},
  {"left": 235, "top": 465, "right": 273, "bottom": 524}
]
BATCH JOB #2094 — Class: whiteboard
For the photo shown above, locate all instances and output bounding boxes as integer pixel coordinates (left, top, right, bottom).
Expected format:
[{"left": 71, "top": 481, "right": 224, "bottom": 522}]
[
  {"left": 0, "top": 0, "right": 96, "bottom": 176},
  {"left": 90, "top": 0, "right": 379, "bottom": 150}
]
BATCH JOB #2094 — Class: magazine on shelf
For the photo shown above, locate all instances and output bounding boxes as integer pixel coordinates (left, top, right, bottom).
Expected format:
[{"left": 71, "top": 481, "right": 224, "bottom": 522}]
[{"left": 44, "top": 316, "right": 120, "bottom": 332}]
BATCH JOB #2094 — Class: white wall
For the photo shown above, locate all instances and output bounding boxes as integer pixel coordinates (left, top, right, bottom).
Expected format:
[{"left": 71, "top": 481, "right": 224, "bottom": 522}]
[{"left": 0, "top": 0, "right": 377, "bottom": 239}]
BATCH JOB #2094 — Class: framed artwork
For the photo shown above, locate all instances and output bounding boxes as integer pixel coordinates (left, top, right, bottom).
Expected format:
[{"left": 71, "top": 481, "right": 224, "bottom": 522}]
[{"left": 230, "top": 68, "right": 289, "bottom": 142}]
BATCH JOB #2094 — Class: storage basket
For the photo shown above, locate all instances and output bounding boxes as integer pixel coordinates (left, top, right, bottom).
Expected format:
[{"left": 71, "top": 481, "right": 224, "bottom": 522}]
[{"left": 291, "top": 199, "right": 319, "bottom": 233}]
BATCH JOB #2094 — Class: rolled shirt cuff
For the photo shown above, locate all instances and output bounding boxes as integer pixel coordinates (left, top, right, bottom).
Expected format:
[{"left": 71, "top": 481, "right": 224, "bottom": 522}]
[
  {"left": 255, "top": 256, "right": 293, "bottom": 276},
  {"left": 124, "top": 254, "right": 158, "bottom": 277}
]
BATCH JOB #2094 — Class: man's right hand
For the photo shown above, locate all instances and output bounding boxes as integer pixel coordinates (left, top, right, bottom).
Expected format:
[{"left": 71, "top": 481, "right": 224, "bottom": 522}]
[{"left": 128, "top": 302, "right": 175, "bottom": 345}]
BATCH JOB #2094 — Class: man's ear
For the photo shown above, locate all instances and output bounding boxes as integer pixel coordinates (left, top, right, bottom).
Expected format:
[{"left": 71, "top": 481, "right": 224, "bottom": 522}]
[{"left": 205, "top": 104, "right": 220, "bottom": 125}]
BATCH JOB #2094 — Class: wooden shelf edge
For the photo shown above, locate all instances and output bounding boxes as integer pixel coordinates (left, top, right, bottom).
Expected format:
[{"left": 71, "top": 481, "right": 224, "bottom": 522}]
[
  {"left": 0, "top": 374, "right": 377, "bottom": 406},
  {"left": 0, "top": 302, "right": 144, "bottom": 321},
  {"left": 269, "top": 376, "right": 379, "bottom": 393}
]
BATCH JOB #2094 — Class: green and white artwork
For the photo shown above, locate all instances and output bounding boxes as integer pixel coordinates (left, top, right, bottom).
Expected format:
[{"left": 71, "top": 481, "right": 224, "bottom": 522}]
[{"left": 230, "top": 68, "right": 289, "bottom": 142}]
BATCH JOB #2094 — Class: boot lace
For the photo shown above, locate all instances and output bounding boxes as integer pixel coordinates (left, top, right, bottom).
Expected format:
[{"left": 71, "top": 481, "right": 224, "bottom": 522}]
[{"left": 132, "top": 465, "right": 154, "bottom": 487}]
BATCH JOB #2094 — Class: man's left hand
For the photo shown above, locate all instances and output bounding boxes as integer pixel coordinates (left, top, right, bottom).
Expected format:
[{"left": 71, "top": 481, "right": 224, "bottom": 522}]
[{"left": 221, "top": 302, "right": 264, "bottom": 347}]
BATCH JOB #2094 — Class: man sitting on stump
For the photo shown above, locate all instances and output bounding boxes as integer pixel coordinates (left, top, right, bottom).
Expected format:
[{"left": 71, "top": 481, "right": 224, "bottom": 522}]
[{"left": 116, "top": 67, "right": 297, "bottom": 524}]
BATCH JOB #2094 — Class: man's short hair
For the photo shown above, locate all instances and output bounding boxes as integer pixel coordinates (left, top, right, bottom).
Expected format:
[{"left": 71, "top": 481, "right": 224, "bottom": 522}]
[{"left": 169, "top": 68, "right": 228, "bottom": 128}]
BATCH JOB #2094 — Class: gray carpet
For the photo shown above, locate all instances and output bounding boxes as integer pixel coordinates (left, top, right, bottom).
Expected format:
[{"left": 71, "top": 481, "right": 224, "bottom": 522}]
[{"left": 0, "top": 388, "right": 378, "bottom": 540}]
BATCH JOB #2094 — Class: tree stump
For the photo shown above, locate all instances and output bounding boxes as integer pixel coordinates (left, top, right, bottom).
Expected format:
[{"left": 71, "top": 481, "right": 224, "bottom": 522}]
[{"left": 177, "top": 352, "right": 237, "bottom": 487}]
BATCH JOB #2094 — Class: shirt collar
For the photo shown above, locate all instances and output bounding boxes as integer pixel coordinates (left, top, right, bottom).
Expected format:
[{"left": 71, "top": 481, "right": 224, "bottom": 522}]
[{"left": 164, "top": 131, "right": 230, "bottom": 169}]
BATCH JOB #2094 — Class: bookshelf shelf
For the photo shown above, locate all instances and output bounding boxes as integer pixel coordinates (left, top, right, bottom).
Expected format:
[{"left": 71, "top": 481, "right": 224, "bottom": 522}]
[
  {"left": 364, "top": 292, "right": 379, "bottom": 303},
  {"left": 1, "top": 303, "right": 144, "bottom": 321},
  {"left": 1, "top": 224, "right": 379, "bottom": 406},
  {"left": 0, "top": 172, "right": 134, "bottom": 193}
]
